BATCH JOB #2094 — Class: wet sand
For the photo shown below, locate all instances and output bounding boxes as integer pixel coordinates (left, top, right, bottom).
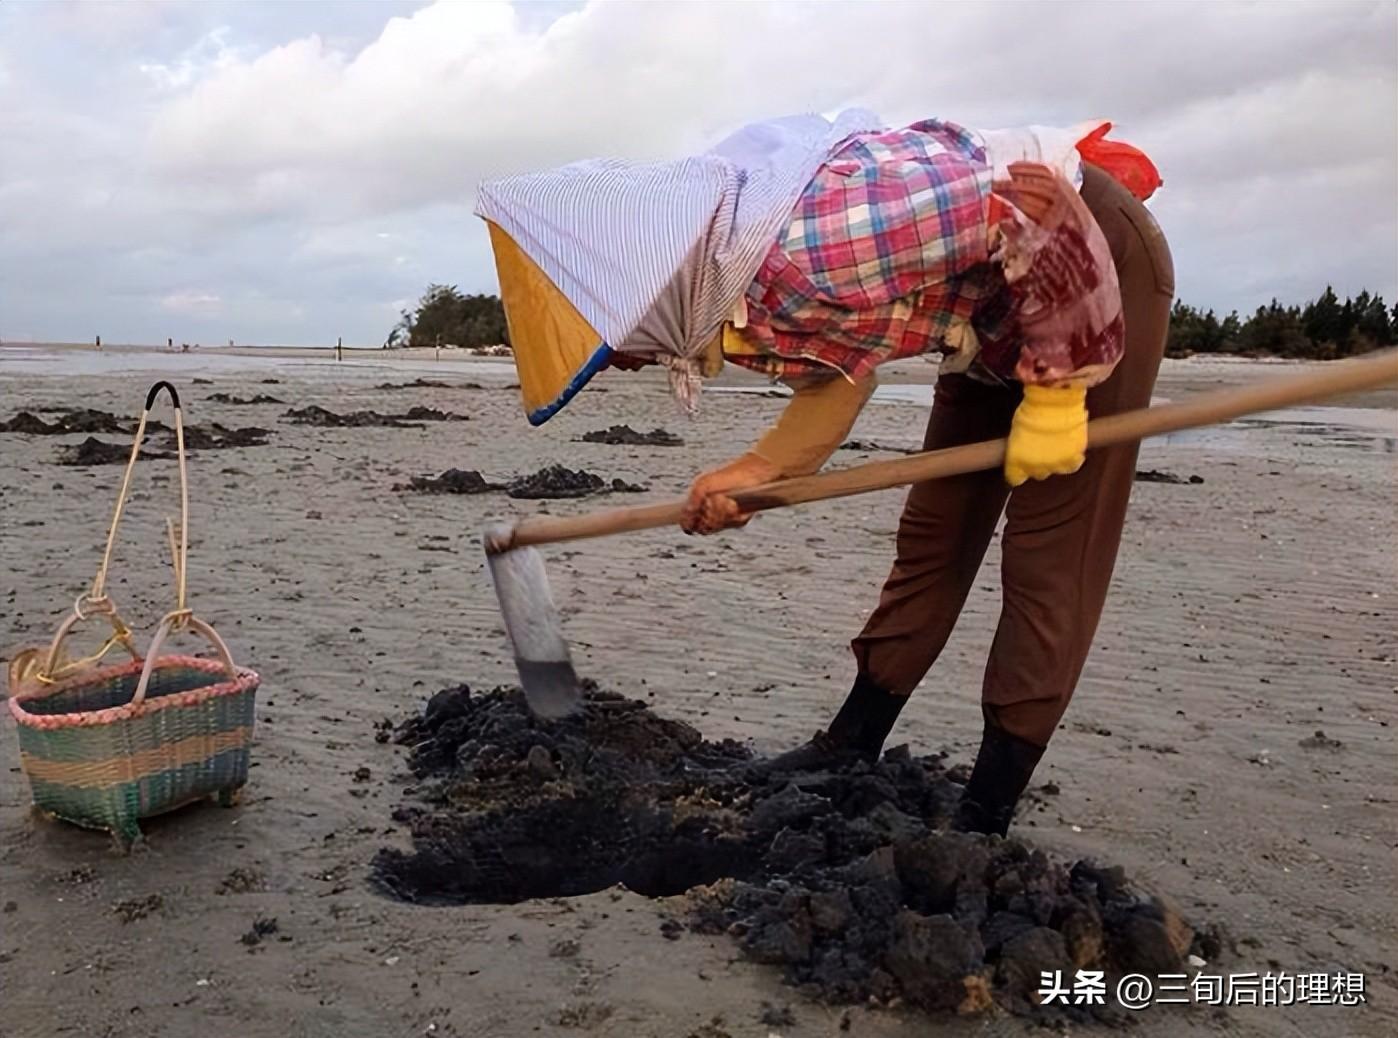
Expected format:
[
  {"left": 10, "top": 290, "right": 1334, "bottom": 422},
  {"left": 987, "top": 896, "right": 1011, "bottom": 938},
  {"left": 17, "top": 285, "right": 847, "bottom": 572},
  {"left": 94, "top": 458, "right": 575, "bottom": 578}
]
[{"left": 1, "top": 346, "right": 1394, "bottom": 1037}]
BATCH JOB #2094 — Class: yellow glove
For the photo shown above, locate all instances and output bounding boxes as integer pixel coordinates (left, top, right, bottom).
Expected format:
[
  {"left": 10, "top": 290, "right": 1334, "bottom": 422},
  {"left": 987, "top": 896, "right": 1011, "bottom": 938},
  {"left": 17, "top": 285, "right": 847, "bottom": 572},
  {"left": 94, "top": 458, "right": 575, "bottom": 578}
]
[{"left": 1004, "top": 384, "right": 1088, "bottom": 487}]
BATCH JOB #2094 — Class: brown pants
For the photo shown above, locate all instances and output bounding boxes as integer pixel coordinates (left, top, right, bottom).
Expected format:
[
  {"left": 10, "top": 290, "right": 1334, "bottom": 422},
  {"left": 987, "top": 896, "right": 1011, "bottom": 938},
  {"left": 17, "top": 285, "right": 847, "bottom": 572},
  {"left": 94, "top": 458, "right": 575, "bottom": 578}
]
[{"left": 850, "top": 165, "right": 1175, "bottom": 748}]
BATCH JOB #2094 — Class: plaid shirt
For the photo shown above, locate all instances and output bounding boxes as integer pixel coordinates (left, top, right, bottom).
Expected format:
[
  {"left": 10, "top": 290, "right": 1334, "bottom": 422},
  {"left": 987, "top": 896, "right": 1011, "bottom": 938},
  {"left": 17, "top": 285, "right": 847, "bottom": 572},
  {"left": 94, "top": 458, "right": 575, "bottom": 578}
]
[{"left": 727, "top": 119, "right": 1122, "bottom": 387}]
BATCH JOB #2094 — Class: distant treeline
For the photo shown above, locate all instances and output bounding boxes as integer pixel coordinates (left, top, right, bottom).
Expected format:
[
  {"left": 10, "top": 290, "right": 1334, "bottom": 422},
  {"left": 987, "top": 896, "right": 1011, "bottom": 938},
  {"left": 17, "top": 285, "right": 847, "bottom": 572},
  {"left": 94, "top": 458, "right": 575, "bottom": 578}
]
[
  {"left": 385, "top": 284, "right": 509, "bottom": 349},
  {"left": 385, "top": 282, "right": 1396, "bottom": 361},
  {"left": 1168, "top": 287, "right": 1395, "bottom": 360}
]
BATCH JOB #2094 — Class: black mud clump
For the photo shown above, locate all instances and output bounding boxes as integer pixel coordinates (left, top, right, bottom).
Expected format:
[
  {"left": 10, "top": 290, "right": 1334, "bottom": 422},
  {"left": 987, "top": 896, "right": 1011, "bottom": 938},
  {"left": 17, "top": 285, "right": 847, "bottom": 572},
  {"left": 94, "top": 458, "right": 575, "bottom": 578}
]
[
  {"left": 1298, "top": 729, "right": 1343, "bottom": 750},
  {"left": 580, "top": 425, "right": 684, "bottom": 447},
  {"left": 394, "top": 469, "right": 503, "bottom": 495},
  {"left": 207, "top": 393, "right": 284, "bottom": 405},
  {"left": 2, "top": 412, "right": 67, "bottom": 435},
  {"left": 401, "top": 406, "right": 467, "bottom": 423},
  {"left": 373, "top": 685, "right": 1214, "bottom": 1021},
  {"left": 376, "top": 378, "right": 481, "bottom": 391},
  {"left": 507, "top": 465, "right": 646, "bottom": 499},
  {"left": 839, "top": 439, "right": 918, "bottom": 455},
  {"left": 160, "top": 424, "right": 271, "bottom": 450},
  {"left": 284, "top": 405, "right": 466, "bottom": 428},
  {"left": 58, "top": 437, "right": 174, "bottom": 466},
  {"left": 54, "top": 425, "right": 269, "bottom": 465},
  {"left": 372, "top": 684, "right": 751, "bottom": 904},
  {"left": 5, "top": 410, "right": 263, "bottom": 450},
  {"left": 2, "top": 409, "right": 131, "bottom": 435},
  {"left": 1135, "top": 470, "right": 1204, "bottom": 485}
]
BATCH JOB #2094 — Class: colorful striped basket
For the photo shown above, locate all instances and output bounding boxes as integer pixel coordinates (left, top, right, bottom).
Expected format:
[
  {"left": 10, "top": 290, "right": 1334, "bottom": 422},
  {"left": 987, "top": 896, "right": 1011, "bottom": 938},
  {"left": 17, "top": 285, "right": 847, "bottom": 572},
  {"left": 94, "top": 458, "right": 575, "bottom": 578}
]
[
  {"left": 8, "top": 653, "right": 259, "bottom": 847},
  {"left": 5, "top": 381, "right": 260, "bottom": 850}
]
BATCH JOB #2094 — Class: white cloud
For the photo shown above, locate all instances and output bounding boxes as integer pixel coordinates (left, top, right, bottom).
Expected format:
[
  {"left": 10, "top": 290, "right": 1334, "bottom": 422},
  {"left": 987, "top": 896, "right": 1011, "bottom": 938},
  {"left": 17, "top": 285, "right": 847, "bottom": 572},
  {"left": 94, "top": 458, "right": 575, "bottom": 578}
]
[
  {"left": 139, "top": 26, "right": 241, "bottom": 90},
  {"left": 0, "top": 0, "right": 1394, "bottom": 345},
  {"left": 160, "top": 291, "right": 223, "bottom": 315}
]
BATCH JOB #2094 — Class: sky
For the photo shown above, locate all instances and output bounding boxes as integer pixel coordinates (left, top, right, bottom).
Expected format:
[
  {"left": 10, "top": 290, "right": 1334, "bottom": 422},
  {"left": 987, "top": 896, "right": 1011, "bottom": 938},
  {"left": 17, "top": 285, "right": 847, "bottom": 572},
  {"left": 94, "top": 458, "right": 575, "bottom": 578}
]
[{"left": 1, "top": 0, "right": 1395, "bottom": 347}]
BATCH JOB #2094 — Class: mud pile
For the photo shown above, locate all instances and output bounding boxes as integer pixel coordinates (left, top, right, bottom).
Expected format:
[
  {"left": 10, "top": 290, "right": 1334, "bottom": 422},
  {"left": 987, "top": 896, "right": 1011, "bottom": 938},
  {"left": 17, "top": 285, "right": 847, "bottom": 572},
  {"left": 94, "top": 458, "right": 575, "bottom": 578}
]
[
  {"left": 1135, "top": 469, "right": 1205, "bottom": 485},
  {"left": 839, "top": 439, "right": 918, "bottom": 455},
  {"left": 57, "top": 437, "right": 171, "bottom": 466},
  {"left": 160, "top": 424, "right": 271, "bottom": 450},
  {"left": 394, "top": 469, "right": 502, "bottom": 495},
  {"left": 373, "top": 684, "right": 750, "bottom": 904},
  {"left": 400, "top": 406, "right": 467, "bottom": 423},
  {"left": 206, "top": 393, "right": 284, "bottom": 405},
  {"left": 580, "top": 425, "right": 684, "bottom": 447},
  {"left": 54, "top": 424, "right": 270, "bottom": 465},
  {"left": 283, "top": 405, "right": 466, "bottom": 428},
  {"left": 2, "top": 409, "right": 131, "bottom": 435},
  {"left": 393, "top": 466, "right": 645, "bottom": 497},
  {"left": 506, "top": 465, "right": 646, "bottom": 499},
  {"left": 376, "top": 379, "right": 480, "bottom": 390},
  {"left": 373, "top": 685, "right": 1216, "bottom": 1020}
]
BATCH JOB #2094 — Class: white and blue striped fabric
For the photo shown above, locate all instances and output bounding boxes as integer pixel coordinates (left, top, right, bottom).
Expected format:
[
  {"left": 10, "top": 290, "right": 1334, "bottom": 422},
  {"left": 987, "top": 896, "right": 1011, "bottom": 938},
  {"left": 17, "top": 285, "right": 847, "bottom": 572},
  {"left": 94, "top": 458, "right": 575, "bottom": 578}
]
[{"left": 473, "top": 109, "right": 883, "bottom": 362}]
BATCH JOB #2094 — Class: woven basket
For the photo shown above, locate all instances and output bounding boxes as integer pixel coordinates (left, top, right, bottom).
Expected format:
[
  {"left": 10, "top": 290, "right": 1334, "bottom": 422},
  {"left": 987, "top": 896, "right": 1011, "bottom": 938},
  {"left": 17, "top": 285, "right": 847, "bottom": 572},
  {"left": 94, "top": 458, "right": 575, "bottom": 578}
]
[
  {"left": 5, "top": 381, "right": 260, "bottom": 850},
  {"left": 9, "top": 654, "right": 259, "bottom": 846}
]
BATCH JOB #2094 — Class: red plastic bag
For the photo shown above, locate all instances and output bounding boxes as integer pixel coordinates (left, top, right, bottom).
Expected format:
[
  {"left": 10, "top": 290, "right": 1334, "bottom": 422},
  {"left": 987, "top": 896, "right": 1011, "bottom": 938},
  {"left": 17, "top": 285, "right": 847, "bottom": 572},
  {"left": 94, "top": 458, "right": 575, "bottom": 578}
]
[{"left": 1075, "top": 123, "right": 1162, "bottom": 201}]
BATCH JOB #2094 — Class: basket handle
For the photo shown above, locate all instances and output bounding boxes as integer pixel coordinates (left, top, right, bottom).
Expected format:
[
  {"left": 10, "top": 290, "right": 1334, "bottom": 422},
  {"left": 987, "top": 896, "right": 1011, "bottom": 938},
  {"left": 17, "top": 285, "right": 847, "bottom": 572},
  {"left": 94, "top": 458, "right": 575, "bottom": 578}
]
[
  {"left": 88, "top": 380, "right": 192, "bottom": 613},
  {"left": 130, "top": 612, "right": 239, "bottom": 707},
  {"left": 146, "top": 380, "right": 181, "bottom": 411},
  {"left": 34, "top": 595, "right": 140, "bottom": 685},
  {"left": 31, "top": 380, "right": 196, "bottom": 688}
]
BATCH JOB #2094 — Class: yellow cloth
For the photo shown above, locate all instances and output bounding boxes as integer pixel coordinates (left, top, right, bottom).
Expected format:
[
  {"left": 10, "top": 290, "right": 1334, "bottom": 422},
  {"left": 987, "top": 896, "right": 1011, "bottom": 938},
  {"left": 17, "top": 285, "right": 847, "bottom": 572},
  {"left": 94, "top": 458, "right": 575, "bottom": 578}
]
[
  {"left": 751, "top": 373, "right": 878, "bottom": 476},
  {"left": 1004, "top": 384, "right": 1088, "bottom": 486},
  {"left": 486, "top": 221, "right": 604, "bottom": 419}
]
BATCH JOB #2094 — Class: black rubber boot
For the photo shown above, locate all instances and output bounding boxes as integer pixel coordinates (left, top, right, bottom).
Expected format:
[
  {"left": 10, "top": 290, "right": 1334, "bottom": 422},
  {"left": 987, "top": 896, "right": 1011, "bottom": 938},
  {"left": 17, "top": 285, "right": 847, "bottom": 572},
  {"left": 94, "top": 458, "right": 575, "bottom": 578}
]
[
  {"left": 952, "top": 715, "right": 1046, "bottom": 837},
  {"left": 748, "top": 674, "right": 908, "bottom": 776}
]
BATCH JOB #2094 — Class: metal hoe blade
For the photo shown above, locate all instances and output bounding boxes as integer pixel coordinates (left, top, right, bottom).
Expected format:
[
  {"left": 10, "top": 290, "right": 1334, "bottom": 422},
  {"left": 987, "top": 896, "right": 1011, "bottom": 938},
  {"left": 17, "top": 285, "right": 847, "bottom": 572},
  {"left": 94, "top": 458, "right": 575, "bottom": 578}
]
[{"left": 483, "top": 523, "right": 581, "bottom": 719}]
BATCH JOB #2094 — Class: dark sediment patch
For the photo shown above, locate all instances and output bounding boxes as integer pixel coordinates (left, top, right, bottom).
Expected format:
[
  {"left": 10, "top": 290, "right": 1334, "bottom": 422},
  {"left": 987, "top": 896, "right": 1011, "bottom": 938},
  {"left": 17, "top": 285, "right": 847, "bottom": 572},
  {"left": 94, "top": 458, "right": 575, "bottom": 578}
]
[
  {"left": 5, "top": 407, "right": 268, "bottom": 452},
  {"left": 376, "top": 379, "right": 481, "bottom": 390},
  {"left": 207, "top": 393, "right": 284, "bottom": 405},
  {"left": 401, "top": 406, "right": 467, "bottom": 423},
  {"left": 54, "top": 425, "right": 270, "bottom": 464},
  {"left": 284, "top": 405, "right": 466, "bottom": 428},
  {"left": 239, "top": 916, "right": 280, "bottom": 948},
  {"left": 284, "top": 405, "right": 419, "bottom": 428},
  {"left": 580, "top": 425, "right": 684, "bottom": 447},
  {"left": 160, "top": 424, "right": 271, "bottom": 450},
  {"left": 112, "top": 893, "right": 164, "bottom": 923},
  {"left": 507, "top": 465, "right": 646, "bottom": 499},
  {"left": 393, "top": 465, "right": 644, "bottom": 497},
  {"left": 1135, "top": 470, "right": 1204, "bottom": 485},
  {"left": 373, "top": 685, "right": 1218, "bottom": 1021},
  {"left": 394, "top": 469, "right": 503, "bottom": 495},
  {"left": 839, "top": 439, "right": 919, "bottom": 455},
  {"left": 1298, "top": 729, "right": 1343, "bottom": 750},
  {"left": 373, "top": 685, "right": 752, "bottom": 905},
  {"left": 2, "top": 412, "right": 66, "bottom": 435},
  {"left": 2, "top": 409, "right": 130, "bottom": 435},
  {"left": 58, "top": 437, "right": 173, "bottom": 466}
]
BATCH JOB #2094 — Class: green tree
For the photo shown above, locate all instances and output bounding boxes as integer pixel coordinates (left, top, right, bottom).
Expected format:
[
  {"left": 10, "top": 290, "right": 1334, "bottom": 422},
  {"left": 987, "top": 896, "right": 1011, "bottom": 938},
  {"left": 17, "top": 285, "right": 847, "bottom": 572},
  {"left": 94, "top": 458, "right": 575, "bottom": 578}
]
[
  {"left": 1356, "top": 293, "right": 1392, "bottom": 345},
  {"left": 1220, "top": 310, "right": 1241, "bottom": 345},
  {"left": 1166, "top": 303, "right": 1240, "bottom": 357},
  {"left": 387, "top": 284, "right": 510, "bottom": 350},
  {"left": 1237, "top": 300, "right": 1311, "bottom": 358},
  {"left": 1302, "top": 285, "right": 1342, "bottom": 346}
]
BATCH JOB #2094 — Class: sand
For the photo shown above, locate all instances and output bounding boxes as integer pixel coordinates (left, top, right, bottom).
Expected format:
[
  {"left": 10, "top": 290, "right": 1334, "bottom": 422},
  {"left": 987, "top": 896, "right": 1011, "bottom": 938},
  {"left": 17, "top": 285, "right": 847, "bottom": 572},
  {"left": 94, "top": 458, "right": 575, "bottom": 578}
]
[{"left": 1, "top": 345, "right": 1395, "bottom": 1037}]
